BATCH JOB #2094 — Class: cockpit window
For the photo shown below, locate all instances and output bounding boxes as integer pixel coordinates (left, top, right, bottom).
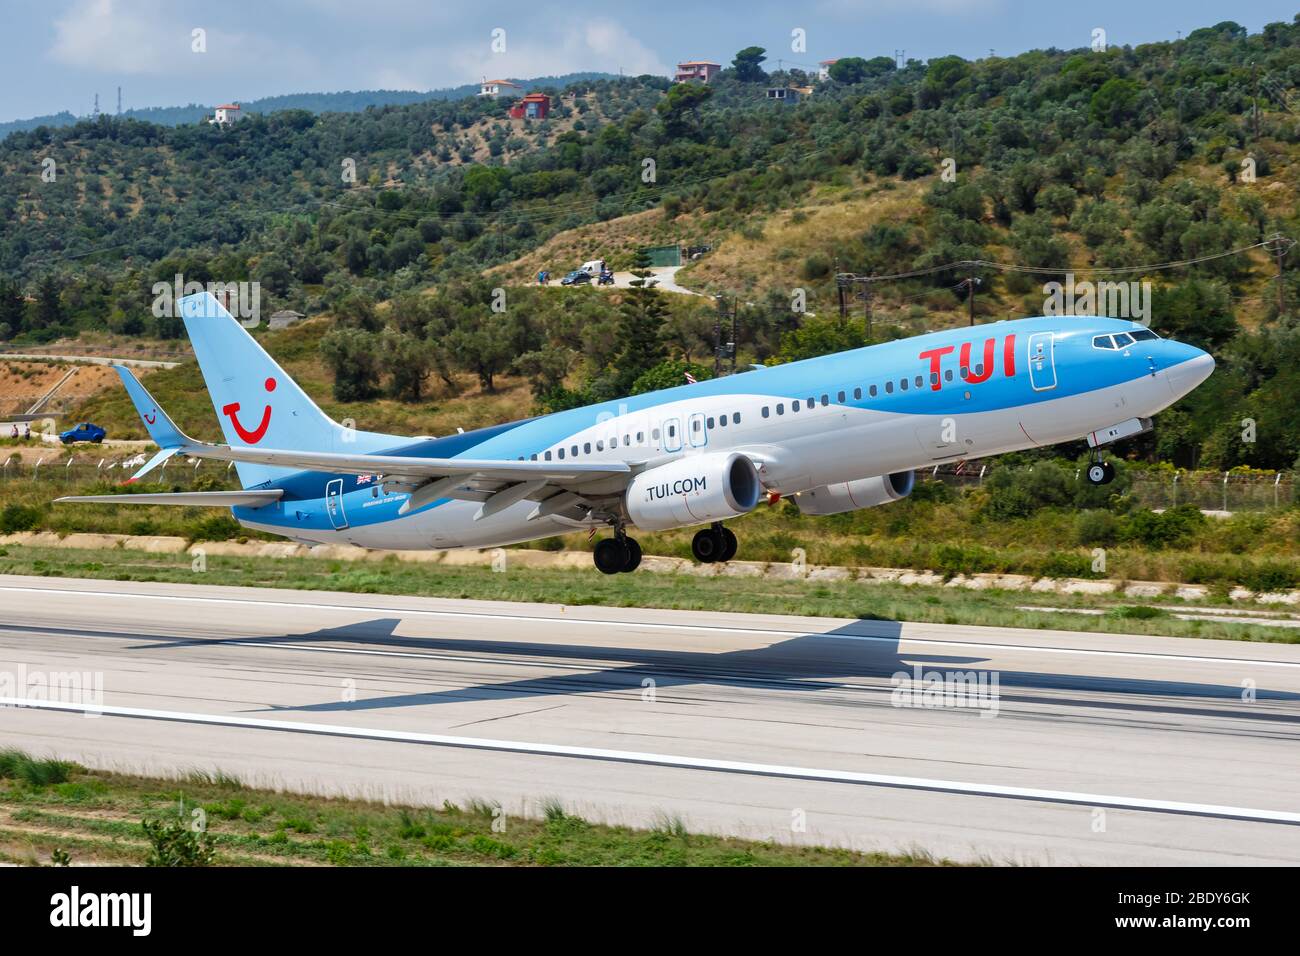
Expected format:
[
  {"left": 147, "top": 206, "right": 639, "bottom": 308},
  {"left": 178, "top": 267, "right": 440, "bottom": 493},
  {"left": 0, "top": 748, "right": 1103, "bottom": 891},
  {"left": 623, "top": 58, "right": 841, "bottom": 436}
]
[
  {"left": 1112, "top": 332, "right": 1134, "bottom": 347},
  {"left": 1129, "top": 329, "right": 1158, "bottom": 342},
  {"left": 1093, "top": 335, "right": 1116, "bottom": 350}
]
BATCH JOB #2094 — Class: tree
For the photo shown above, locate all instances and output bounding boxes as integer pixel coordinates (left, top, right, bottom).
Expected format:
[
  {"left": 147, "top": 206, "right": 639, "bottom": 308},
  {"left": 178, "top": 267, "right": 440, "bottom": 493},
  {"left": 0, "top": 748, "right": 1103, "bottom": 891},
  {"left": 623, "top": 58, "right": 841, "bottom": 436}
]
[
  {"left": 732, "top": 47, "right": 768, "bottom": 83},
  {"left": 33, "top": 275, "right": 65, "bottom": 334},
  {"left": 828, "top": 57, "right": 870, "bottom": 84},
  {"left": 383, "top": 331, "right": 434, "bottom": 402},
  {"left": 656, "top": 82, "right": 713, "bottom": 137},
  {"left": 610, "top": 280, "right": 668, "bottom": 394},
  {"left": 0, "top": 278, "right": 25, "bottom": 339},
  {"left": 319, "top": 327, "right": 382, "bottom": 401}
]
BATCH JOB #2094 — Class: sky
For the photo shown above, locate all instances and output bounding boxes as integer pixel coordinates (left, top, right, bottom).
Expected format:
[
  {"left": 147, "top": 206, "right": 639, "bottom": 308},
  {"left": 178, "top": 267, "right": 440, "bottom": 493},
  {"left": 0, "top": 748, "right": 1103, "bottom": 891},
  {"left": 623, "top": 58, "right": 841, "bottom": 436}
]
[{"left": 1, "top": 0, "right": 1296, "bottom": 123}]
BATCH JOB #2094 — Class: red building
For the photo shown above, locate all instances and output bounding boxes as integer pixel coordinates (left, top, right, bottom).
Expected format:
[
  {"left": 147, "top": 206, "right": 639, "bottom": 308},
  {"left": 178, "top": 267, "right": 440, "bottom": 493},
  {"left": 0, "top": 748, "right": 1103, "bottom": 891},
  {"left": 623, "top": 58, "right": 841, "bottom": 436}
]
[
  {"left": 508, "top": 92, "right": 550, "bottom": 120},
  {"left": 674, "top": 60, "right": 721, "bottom": 83}
]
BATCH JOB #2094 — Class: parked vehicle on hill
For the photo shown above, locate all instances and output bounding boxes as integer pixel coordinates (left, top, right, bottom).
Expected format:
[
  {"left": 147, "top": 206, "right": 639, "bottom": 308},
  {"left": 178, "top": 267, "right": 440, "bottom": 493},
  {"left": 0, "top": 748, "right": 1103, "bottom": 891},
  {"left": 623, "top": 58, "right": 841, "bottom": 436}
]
[{"left": 59, "top": 422, "right": 105, "bottom": 444}]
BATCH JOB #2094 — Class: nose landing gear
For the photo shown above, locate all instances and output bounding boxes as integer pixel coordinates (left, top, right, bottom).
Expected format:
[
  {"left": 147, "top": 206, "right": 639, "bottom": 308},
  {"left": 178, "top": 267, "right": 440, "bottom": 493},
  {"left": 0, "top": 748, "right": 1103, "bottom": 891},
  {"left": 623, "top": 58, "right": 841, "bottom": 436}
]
[
  {"left": 1086, "top": 459, "right": 1116, "bottom": 485},
  {"left": 691, "top": 522, "right": 738, "bottom": 563}
]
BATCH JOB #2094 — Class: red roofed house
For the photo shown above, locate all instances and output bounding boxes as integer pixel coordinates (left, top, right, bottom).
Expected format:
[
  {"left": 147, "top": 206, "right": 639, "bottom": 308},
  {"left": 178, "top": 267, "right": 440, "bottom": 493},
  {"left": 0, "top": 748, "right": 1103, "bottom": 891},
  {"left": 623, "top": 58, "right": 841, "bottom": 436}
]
[
  {"left": 675, "top": 60, "right": 721, "bottom": 84},
  {"left": 508, "top": 92, "right": 550, "bottom": 120},
  {"left": 209, "top": 103, "right": 242, "bottom": 126},
  {"left": 818, "top": 59, "right": 839, "bottom": 81}
]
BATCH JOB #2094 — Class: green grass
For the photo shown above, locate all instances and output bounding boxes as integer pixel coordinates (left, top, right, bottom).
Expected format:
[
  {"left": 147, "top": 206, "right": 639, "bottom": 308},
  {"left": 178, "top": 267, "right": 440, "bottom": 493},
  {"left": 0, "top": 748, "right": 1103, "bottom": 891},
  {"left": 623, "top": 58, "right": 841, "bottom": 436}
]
[
  {"left": 0, "top": 753, "right": 951, "bottom": 867},
  {"left": 0, "top": 544, "right": 1294, "bottom": 644}
]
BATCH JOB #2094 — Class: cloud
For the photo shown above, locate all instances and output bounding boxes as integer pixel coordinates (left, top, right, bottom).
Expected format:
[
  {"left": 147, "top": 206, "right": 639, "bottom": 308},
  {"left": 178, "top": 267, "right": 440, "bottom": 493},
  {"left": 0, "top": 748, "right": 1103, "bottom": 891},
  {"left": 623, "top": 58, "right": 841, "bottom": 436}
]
[
  {"left": 49, "top": 0, "right": 182, "bottom": 74},
  {"left": 448, "top": 19, "right": 671, "bottom": 84}
]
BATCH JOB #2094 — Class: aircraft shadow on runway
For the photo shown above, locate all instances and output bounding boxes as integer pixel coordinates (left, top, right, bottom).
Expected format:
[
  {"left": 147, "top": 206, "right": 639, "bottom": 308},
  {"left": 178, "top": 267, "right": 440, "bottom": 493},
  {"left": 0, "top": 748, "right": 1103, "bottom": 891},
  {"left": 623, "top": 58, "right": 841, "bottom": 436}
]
[{"left": 114, "top": 616, "right": 1300, "bottom": 722}]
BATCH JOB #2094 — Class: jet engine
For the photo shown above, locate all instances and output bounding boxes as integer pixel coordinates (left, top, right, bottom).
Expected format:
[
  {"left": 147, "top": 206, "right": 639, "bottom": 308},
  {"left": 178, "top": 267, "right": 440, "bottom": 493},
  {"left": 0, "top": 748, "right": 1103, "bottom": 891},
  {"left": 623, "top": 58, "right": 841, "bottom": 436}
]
[
  {"left": 625, "top": 452, "right": 762, "bottom": 532},
  {"left": 795, "top": 470, "right": 915, "bottom": 516}
]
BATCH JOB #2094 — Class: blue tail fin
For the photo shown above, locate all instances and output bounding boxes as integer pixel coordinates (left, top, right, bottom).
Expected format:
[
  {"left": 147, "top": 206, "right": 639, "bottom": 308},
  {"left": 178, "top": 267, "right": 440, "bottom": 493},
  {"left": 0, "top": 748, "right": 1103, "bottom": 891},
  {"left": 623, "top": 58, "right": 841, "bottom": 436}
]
[{"left": 177, "top": 292, "right": 395, "bottom": 488}]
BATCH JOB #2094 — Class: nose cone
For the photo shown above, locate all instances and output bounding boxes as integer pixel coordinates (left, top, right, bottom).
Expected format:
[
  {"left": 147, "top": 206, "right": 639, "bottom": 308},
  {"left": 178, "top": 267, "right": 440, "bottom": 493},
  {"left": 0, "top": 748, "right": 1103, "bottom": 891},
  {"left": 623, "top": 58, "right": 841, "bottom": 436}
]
[{"left": 1163, "top": 345, "right": 1215, "bottom": 400}]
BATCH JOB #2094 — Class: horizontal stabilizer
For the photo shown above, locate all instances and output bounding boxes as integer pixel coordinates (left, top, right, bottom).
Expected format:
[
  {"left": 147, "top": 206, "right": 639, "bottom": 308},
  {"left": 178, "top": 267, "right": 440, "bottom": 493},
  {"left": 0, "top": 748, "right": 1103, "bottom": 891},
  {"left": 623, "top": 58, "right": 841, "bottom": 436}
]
[{"left": 56, "top": 489, "right": 283, "bottom": 507}]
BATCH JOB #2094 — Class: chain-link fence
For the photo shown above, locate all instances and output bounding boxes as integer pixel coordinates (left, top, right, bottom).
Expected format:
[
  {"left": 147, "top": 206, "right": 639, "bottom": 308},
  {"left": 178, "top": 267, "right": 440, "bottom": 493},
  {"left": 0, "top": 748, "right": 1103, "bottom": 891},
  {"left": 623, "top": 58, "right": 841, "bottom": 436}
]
[
  {"left": 0, "top": 453, "right": 238, "bottom": 491},
  {"left": 924, "top": 465, "right": 1296, "bottom": 512}
]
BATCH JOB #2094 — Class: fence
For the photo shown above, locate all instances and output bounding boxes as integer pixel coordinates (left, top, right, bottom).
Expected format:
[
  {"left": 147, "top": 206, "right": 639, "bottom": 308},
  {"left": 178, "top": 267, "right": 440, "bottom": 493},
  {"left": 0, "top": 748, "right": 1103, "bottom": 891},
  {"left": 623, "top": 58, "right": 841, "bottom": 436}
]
[
  {"left": 1, "top": 454, "right": 238, "bottom": 491},
  {"left": 928, "top": 465, "right": 1296, "bottom": 512}
]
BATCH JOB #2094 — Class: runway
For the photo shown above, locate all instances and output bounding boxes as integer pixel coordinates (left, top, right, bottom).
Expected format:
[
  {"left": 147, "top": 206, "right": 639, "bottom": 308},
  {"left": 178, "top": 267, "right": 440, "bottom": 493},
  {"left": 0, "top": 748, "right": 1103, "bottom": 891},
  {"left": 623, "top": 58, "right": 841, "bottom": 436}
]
[{"left": 1, "top": 573, "right": 1298, "bottom": 865}]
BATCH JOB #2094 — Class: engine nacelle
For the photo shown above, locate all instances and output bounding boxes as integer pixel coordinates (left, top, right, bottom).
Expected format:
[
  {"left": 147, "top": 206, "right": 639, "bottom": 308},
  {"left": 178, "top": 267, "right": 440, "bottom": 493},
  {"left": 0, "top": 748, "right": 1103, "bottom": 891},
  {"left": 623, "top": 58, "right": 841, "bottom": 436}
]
[
  {"left": 625, "top": 452, "right": 762, "bottom": 532},
  {"left": 795, "top": 470, "right": 915, "bottom": 516}
]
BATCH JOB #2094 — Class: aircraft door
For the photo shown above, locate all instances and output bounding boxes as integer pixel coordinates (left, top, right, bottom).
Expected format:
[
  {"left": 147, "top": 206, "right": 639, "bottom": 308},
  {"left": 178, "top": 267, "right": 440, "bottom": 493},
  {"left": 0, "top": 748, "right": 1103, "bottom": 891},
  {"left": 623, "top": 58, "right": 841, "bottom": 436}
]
[
  {"left": 687, "top": 412, "right": 708, "bottom": 448},
  {"left": 325, "top": 478, "right": 349, "bottom": 530},
  {"left": 1028, "top": 332, "right": 1057, "bottom": 391}
]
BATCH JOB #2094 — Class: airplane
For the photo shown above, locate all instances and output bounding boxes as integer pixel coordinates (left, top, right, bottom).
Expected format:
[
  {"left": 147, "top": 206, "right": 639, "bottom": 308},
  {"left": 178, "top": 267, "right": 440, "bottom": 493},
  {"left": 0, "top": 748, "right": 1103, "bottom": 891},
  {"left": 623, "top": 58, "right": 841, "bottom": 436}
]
[{"left": 57, "top": 292, "right": 1214, "bottom": 574}]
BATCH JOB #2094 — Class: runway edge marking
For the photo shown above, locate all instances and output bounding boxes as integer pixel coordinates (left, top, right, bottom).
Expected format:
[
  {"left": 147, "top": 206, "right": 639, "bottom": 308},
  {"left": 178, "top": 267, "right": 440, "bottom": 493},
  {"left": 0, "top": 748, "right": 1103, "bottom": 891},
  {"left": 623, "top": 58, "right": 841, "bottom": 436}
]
[{"left": 4, "top": 696, "right": 1299, "bottom": 826}]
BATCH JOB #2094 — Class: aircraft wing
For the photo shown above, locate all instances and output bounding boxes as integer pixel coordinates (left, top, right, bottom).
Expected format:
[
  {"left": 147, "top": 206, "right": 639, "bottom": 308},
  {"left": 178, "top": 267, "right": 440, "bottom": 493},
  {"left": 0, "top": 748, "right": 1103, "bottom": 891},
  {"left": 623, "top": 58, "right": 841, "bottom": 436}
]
[
  {"left": 55, "top": 489, "right": 284, "bottom": 507},
  {"left": 168, "top": 441, "right": 631, "bottom": 518},
  {"left": 179, "top": 442, "right": 629, "bottom": 484}
]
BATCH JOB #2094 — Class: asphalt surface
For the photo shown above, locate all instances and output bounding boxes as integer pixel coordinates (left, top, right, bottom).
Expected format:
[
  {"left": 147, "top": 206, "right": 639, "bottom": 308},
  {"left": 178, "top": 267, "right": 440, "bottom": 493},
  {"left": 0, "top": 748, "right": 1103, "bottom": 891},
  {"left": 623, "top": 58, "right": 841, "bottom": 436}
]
[{"left": 1, "top": 574, "right": 1297, "bottom": 865}]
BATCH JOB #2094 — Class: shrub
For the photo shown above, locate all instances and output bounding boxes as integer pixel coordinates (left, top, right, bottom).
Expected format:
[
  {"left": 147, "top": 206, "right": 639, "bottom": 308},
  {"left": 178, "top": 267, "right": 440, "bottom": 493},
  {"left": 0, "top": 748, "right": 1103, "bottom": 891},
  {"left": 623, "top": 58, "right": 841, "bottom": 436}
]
[
  {"left": 141, "top": 816, "right": 216, "bottom": 866},
  {"left": 0, "top": 503, "right": 43, "bottom": 534},
  {"left": 1038, "top": 551, "right": 1094, "bottom": 578},
  {"left": 1121, "top": 505, "right": 1205, "bottom": 549},
  {"left": 1240, "top": 563, "right": 1299, "bottom": 593},
  {"left": 1075, "top": 509, "right": 1119, "bottom": 546}
]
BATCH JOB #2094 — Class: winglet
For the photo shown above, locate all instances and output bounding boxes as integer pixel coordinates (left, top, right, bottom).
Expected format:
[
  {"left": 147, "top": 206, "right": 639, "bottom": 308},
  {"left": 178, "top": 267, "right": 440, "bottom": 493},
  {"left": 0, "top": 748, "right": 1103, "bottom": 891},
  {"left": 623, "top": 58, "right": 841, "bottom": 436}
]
[
  {"left": 112, "top": 365, "right": 194, "bottom": 451},
  {"left": 124, "top": 445, "right": 182, "bottom": 483}
]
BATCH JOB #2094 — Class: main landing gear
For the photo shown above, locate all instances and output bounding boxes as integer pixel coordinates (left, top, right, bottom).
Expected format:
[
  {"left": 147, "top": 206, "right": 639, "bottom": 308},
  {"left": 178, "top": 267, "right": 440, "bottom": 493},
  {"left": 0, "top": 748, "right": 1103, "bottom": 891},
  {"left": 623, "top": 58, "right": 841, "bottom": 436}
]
[
  {"left": 594, "top": 530, "right": 642, "bottom": 574},
  {"left": 691, "top": 522, "right": 738, "bottom": 563},
  {"left": 1085, "top": 458, "right": 1116, "bottom": 486}
]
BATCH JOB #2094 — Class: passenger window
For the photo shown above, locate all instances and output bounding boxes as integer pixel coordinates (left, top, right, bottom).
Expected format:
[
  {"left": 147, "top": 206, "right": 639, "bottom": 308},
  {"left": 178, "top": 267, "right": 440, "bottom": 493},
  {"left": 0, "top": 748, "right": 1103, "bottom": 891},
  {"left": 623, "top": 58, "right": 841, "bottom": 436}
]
[
  {"left": 732, "top": 412, "right": 741, "bottom": 424},
  {"left": 544, "top": 451, "right": 552, "bottom": 461},
  {"left": 706, "top": 417, "right": 714, "bottom": 429},
  {"left": 762, "top": 407, "right": 769, "bottom": 418},
  {"left": 869, "top": 385, "right": 877, "bottom": 397},
  {"left": 973, "top": 365, "right": 983, "bottom": 377},
  {"left": 558, "top": 448, "right": 565, "bottom": 459},
  {"left": 915, "top": 376, "right": 923, "bottom": 388},
  {"left": 836, "top": 391, "right": 844, "bottom": 403},
  {"left": 900, "top": 378, "right": 909, "bottom": 391},
  {"left": 930, "top": 372, "right": 939, "bottom": 386},
  {"left": 718, "top": 416, "right": 727, "bottom": 427},
  {"left": 584, "top": 442, "right": 591, "bottom": 453},
  {"left": 597, "top": 440, "right": 604, "bottom": 451},
  {"left": 776, "top": 403, "right": 785, "bottom": 415},
  {"left": 853, "top": 387, "right": 862, "bottom": 400},
  {"left": 792, "top": 401, "right": 800, "bottom": 412},
  {"left": 945, "top": 369, "right": 953, "bottom": 381},
  {"left": 636, "top": 431, "right": 643, "bottom": 443},
  {"left": 571, "top": 445, "right": 578, "bottom": 456},
  {"left": 885, "top": 382, "right": 893, "bottom": 394}
]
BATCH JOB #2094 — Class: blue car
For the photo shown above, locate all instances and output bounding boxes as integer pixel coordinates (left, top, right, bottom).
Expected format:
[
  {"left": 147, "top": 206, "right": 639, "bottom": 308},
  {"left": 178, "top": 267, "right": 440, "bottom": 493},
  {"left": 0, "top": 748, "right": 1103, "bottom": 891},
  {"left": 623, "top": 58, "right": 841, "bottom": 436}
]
[
  {"left": 560, "top": 270, "right": 592, "bottom": 286},
  {"left": 59, "top": 422, "right": 106, "bottom": 444}
]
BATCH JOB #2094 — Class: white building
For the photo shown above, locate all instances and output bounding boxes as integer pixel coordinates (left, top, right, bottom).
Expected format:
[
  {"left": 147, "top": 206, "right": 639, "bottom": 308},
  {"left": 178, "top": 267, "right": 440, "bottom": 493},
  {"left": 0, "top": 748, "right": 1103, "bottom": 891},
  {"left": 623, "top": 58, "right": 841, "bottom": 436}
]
[
  {"left": 478, "top": 79, "right": 523, "bottom": 98},
  {"left": 209, "top": 103, "right": 242, "bottom": 126}
]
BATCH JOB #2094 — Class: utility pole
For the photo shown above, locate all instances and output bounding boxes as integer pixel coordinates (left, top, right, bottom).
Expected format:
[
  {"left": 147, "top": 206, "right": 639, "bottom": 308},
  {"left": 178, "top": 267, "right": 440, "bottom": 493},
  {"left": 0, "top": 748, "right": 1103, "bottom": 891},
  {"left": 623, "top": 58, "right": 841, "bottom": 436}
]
[
  {"left": 117, "top": 86, "right": 122, "bottom": 115},
  {"left": 730, "top": 301, "right": 738, "bottom": 375},
  {"left": 1252, "top": 62, "right": 1261, "bottom": 142},
  {"left": 1266, "top": 233, "right": 1295, "bottom": 318},
  {"left": 836, "top": 275, "right": 848, "bottom": 323},
  {"left": 963, "top": 274, "right": 981, "bottom": 326}
]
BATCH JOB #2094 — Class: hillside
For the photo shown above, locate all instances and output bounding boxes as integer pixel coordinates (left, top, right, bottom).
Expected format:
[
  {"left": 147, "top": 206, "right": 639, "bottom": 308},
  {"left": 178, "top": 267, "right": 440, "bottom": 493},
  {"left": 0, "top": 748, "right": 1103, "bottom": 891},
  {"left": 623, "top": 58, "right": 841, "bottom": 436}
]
[
  {"left": 0, "top": 73, "right": 619, "bottom": 140},
  {"left": 1, "top": 18, "right": 1300, "bottom": 469}
]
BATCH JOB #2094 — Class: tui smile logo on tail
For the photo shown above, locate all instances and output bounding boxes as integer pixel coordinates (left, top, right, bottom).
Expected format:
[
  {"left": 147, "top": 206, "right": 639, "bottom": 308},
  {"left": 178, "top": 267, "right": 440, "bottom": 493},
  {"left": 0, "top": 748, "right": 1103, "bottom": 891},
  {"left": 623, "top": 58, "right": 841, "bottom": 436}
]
[
  {"left": 221, "top": 377, "right": 276, "bottom": 444},
  {"left": 144, "top": 409, "right": 157, "bottom": 425}
]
